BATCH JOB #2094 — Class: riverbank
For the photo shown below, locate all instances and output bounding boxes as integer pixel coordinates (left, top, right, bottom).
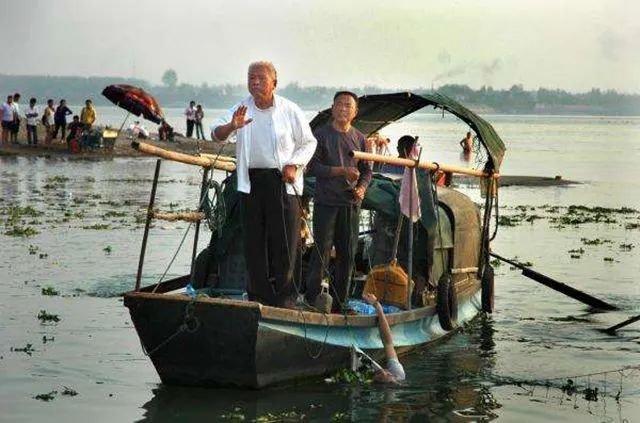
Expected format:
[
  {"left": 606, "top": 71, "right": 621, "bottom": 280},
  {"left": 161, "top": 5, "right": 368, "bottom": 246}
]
[{"left": 0, "top": 124, "right": 236, "bottom": 158}]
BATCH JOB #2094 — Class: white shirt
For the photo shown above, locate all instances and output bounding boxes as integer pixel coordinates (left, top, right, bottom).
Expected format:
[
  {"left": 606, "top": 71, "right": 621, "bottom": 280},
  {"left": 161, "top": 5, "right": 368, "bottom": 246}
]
[
  {"left": 185, "top": 106, "right": 196, "bottom": 121},
  {"left": 212, "top": 95, "right": 317, "bottom": 195},
  {"left": 12, "top": 102, "right": 20, "bottom": 117},
  {"left": 25, "top": 105, "right": 39, "bottom": 126},
  {"left": 247, "top": 106, "right": 278, "bottom": 169},
  {"left": 1, "top": 102, "right": 14, "bottom": 122}
]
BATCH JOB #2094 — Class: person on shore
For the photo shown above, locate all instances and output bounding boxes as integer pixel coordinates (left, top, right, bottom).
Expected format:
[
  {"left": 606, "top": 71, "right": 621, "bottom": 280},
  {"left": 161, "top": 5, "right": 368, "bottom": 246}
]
[
  {"left": 10, "top": 93, "right": 21, "bottom": 144},
  {"left": 212, "top": 61, "right": 317, "bottom": 308},
  {"left": 158, "top": 120, "right": 174, "bottom": 142},
  {"left": 53, "top": 99, "right": 73, "bottom": 140},
  {"left": 195, "top": 104, "right": 205, "bottom": 140},
  {"left": 305, "top": 91, "right": 372, "bottom": 312},
  {"left": 459, "top": 131, "right": 473, "bottom": 153},
  {"left": 362, "top": 292, "right": 406, "bottom": 384},
  {"left": 66, "top": 115, "right": 83, "bottom": 143},
  {"left": 43, "top": 99, "right": 56, "bottom": 146},
  {"left": 185, "top": 100, "right": 196, "bottom": 138},
  {"left": 80, "top": 99, "right": 96, "bottom": 128},
  {"left": 24, "top": 98, "right": 40, "bottom": 146},
  {"left": 1, "top": 95, "right": 14, "bottom": 145},
  {"left": 366, "top": 132, "right": 390, "bottom": 171}
]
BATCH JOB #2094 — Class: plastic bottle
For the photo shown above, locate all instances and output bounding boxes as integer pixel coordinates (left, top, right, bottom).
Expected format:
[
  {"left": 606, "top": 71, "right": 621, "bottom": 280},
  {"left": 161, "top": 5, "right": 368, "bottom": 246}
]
[
  {"left": 185, "top": 283, "right": 196, "bottom": 299},
  {"left": 314, "top": 280, "right": 333, "bottom": 314}
]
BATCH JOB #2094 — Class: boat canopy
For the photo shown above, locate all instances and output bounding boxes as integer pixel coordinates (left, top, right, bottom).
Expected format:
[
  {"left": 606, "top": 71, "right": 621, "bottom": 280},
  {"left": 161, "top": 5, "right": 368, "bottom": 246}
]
[{"left": 310, "top": 92, "right": 507, "bottom": 172}]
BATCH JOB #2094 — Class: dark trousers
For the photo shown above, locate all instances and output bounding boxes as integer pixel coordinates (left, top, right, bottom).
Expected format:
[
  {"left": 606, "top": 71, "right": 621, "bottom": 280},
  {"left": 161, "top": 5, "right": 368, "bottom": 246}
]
[
  {"left": 53, "top": 121, "right": 67, "bottom": 139},
  {"left": 241, "top": 169, "right": 301, "bottom": 306},
  {"left": 26, "top": 125, "right": 38, "bottom": 145},
  {"left": 195, "top": 122, "right": 205, "bottom": 140},
  {"left": 306, "top": 203, "right": 359, "bottom": 310},
  {"left": 186, "top": 120, "right": 195, "bottom": 138}
]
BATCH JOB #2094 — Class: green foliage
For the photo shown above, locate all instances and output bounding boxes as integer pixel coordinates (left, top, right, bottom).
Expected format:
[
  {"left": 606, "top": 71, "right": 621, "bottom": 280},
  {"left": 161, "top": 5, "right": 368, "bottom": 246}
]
[
  {"left": 42, "top": 286, "right": 59, "bottom": 296},
  {"left": 37, "top": 310, "right": 60, "bottom": 323},
  {"left": 2, "top": 74, "right": 639, "bottom": 114}
]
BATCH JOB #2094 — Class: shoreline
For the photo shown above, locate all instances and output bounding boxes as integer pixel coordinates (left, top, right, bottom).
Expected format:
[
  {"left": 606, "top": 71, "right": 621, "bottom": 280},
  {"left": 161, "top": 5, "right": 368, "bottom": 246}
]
[{"left": 0, "top": 124, "right": 236, "bottom": 159}]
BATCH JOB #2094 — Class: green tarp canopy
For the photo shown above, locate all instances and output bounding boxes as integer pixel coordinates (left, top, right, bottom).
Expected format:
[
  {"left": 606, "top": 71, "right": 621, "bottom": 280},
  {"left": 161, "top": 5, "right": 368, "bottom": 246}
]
[{"left": 310, "top": 92, "right": 507, "bottom": 171}]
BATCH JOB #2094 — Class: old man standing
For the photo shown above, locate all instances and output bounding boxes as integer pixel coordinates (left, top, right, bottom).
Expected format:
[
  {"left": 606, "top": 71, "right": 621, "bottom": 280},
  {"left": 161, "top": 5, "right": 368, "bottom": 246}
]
[{"left": 212, "top": 61, "right": 317, "bottom": 308}]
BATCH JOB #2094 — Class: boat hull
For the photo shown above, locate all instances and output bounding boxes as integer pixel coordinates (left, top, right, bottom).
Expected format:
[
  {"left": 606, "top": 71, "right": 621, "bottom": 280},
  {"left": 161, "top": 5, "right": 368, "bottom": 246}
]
[{"left": 124, "top": 277, "right": 481, "bottom": 388}]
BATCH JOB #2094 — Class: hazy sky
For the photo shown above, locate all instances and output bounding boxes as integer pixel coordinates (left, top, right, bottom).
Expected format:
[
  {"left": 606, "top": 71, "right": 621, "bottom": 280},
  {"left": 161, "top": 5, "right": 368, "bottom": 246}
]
[{"left": 2, "top": 0, "right": 638, "bottom": 92}]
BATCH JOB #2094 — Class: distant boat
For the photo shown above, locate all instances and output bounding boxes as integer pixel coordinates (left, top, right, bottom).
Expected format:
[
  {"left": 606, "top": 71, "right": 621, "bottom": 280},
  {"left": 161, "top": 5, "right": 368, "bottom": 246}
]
[{"left": 124, "top": 92, "right": 506, "bottom": 388}]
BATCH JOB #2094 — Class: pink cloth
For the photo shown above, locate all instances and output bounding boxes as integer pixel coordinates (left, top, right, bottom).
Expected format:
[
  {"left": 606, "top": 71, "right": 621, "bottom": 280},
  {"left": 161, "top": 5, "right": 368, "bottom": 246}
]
[{"left": 398, "top": 145, "right": 421, "bottom": 222}]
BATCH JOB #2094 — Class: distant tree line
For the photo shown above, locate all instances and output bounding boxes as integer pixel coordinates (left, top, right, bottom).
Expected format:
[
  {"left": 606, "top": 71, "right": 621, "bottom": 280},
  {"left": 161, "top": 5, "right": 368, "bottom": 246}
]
[{"left": 1, "top": 73, "right": 638, "bottom": 115}]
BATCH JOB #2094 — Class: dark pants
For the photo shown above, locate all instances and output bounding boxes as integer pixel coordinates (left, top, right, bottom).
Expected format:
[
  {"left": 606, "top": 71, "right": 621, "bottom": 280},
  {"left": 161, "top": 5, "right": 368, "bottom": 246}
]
[
  {"left": 306, "top": 203, "right": 360, "bottom": 310},
  {"left": 241, "top": 169, "right": 301, "bottom": 306},
  {"left": 53, "top": 121, "right": 67, "bottom": 139},
  {"left": 195, "top": 122, "right": 205, "bottom": 140},
  {"left": 26, "top": 125, "right": 38, "bottom": 145},
  {"left": 186, "top": 120, "right": 195, "bottom": 138}
]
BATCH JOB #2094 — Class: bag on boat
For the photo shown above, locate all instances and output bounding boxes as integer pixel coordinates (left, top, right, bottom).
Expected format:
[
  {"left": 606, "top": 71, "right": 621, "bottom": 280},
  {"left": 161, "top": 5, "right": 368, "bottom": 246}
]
[{"left": 364, "top": 261, "right": 414, "bottom": 310}]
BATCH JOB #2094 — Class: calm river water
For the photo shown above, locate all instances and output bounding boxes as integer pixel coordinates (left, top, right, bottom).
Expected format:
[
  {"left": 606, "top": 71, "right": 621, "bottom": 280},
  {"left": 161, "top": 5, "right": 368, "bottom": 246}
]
[{"left": 1, "top": 112, "right": 639, "bottom": 422}]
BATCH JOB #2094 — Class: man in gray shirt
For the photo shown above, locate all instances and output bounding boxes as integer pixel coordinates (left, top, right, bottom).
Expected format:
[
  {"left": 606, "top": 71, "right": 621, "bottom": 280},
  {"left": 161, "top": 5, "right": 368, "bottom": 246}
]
[{"left": 306, "top": 91, "right": 372, "bottom": 312}]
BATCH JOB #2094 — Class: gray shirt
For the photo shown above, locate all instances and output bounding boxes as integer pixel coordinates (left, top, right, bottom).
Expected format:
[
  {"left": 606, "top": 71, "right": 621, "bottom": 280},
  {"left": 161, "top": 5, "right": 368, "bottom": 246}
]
[{"left": 307, "top": 124, "right": 372, "bottom": 206}]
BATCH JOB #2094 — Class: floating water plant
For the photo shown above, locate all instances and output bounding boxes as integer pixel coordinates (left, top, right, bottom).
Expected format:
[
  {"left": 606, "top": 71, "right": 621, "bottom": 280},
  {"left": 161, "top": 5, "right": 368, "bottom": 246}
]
[
  {"left": 11, "top": 344, "right": 35, "bottom": 355},
  {"left": 4, "top": 226, "right": 39, "bottom": 237},
  {"left": 61, "top": 386, "right": 78, "bottom": 396},
  {"left": 37, "top": 310, "right": 60, "bottom": 323},
  {"left": 82, "top": 224, "right": 110, "bottom": 230},
  {"left": 33, "top": 391, "right": 57, "bottom": 401},
  {"left": 619, "top": 243, "right": 634, "bottom": 251},
  {"left": 103, "top": 246, "right": 113, "bottom": 254},
  {"left": 41, "top": 286, "right": 59, "bottom": 296}
]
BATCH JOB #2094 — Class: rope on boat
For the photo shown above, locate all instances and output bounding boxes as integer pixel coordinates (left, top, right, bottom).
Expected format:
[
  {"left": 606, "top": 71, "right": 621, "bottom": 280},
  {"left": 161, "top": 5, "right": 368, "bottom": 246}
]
[{"left": 141, "top": 300, "right": 200, "bottom": 356}]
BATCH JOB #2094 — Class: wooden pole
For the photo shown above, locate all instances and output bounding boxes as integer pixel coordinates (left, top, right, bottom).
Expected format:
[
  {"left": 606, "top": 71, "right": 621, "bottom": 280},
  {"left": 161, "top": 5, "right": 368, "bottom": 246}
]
[
  {"left": 490, "top": 252, "right": 618, "bottom": 311},
  {"left": 135, "top": 159, "right": 161, "bottom": 291},
  {"left": 603, "top": 314, "right": 640, "bottom": 334},
  {"left": 131, "top": 141, "right": 236, "bottom": 171},
  {"left": 349, "top": 150, "right": 499, "bottom": 179}
]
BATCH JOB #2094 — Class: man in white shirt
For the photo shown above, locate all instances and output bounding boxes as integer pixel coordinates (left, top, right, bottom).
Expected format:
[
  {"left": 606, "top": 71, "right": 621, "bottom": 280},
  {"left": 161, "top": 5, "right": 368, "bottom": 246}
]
[
  {"left": 185, "top": 101, "right": 196, "bottom": 138},
  {"left": 1, "top": 95, "right": 14, "bottom": 145},
  {"left": 24, "top": 97, "right": 39, "bottom": 145},
  {"left": 212, "top": 61, "right": 317, "bottom": 308}
]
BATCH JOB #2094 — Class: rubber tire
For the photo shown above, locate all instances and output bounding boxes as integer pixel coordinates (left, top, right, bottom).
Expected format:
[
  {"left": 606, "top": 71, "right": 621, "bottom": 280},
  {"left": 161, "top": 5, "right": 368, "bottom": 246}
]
[
  {"left": 481, "top": 264, "right": 495, "bottom": 313},
  {"left": 437, "top": 274, "right": 458, "bottom": 331}
]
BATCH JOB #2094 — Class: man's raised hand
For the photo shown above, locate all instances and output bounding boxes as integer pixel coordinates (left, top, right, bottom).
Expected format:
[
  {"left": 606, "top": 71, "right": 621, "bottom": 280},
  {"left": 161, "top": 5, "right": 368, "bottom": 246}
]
[{"left": 231, "top": 105, "right": 253, "bottom": 130}]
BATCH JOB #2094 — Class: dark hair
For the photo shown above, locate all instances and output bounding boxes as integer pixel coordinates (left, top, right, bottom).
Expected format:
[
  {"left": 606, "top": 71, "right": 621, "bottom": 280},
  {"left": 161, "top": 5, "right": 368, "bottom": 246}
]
[
  {"left": 30, "top": 97, "right": 36, "bottom": 103},
  {"left": 397, "top": 135, "right": 417, "bottom": 157},
  {"left": 333, "top": 90, "right": 359, "bottom": 106},
  {"left": 73, "top": 115, "right": 79, "bottom": 120},
  {"left": 13, "top": 93, "right": 20, "bottom": 99}
]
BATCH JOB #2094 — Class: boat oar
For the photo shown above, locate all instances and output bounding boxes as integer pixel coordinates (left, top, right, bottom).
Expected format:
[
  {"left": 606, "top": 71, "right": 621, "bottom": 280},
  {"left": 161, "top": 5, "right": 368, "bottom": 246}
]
[
  {"left": 490, "top": 252, "right": 618, "bottom": 311},
  {"left": 602, "top": 314, "right": 640, "bottom": 334}
]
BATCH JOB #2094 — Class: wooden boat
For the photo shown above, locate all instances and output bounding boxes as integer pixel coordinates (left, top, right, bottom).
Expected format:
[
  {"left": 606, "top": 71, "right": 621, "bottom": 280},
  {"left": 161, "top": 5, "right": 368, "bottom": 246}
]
[{"left": 123, "top": 92, "right": 506, "bottom": 388}]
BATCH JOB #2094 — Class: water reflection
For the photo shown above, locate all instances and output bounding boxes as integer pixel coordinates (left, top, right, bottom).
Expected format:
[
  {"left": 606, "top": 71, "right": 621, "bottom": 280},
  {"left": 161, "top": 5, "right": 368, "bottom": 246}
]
[{"left": 137, "top": 316, "right": 501, "bottom": 422}]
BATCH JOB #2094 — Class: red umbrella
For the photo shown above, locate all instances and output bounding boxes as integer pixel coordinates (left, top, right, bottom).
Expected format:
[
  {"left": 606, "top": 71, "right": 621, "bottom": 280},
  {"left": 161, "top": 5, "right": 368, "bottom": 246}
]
[{"left": 102, "top": 84, "right": 165, "bottom": 124}]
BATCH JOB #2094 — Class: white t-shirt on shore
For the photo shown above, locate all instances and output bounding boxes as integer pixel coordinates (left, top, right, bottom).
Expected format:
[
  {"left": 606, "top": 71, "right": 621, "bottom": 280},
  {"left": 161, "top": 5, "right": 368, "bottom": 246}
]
[{"left": 25, "top": 106, "right": 39, "bottom": 126}]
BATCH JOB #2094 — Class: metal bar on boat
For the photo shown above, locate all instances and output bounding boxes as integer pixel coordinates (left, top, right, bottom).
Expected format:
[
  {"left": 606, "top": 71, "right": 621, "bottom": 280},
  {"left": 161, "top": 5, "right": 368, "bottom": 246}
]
[
  {"left": 349, "top": 151, "right": 499, "bottom": 178},
  {"left": 135, "top": 159, "right": 162, "bottom": 291},
  {"left": 190, "top": 168, "right": 210, "bottom": 280},
  {"left": 131, "top": 141, "right": 236, "bottom": 171}
]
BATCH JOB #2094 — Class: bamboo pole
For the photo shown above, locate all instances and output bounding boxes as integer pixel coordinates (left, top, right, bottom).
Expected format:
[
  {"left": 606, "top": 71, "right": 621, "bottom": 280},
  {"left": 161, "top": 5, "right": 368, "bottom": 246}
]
[
  {"left": 131, "top": 141, "right": 236, "bottom": 171},
  {"left": 349, "top": 151, "right": 499, "bottom": 178},
  {"left": 152, "top": 211, "right": 205, "bottom": 222},
  {"left": 198, "top": 153, "right": 236, "bottom": 163}
]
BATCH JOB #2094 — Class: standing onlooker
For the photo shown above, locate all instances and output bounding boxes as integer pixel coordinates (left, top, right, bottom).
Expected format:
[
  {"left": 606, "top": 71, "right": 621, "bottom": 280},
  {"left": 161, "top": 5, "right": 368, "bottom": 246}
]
[
  {"left": 1, "top": 95, "right": 14, "bottom": 145},
  {"left": 10, "top": 93, "right": 21, "bottom": 144},
  {"left": 305, "top": 91, "right": 372, "bottom": 311},
  {"left": 43, "top": 99, "right": 56, "bottom": 146},
  {"left": 185, "top": 100, "right": 196, "bottom": 138},
  {"left": 212, "top": 61, "right": 317, "bottom": 308},
  {"left": 195, "top": 104, "right": 205, "bottom": 140},
  {"left": 24, "top": 98, "right": 40, "bottom": 146},
  {"left": 53, "top": 99, "right": 72, "bottom": 140},
  {"left": 80, "top": 99, "right": 96, "bottom": 128}
]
